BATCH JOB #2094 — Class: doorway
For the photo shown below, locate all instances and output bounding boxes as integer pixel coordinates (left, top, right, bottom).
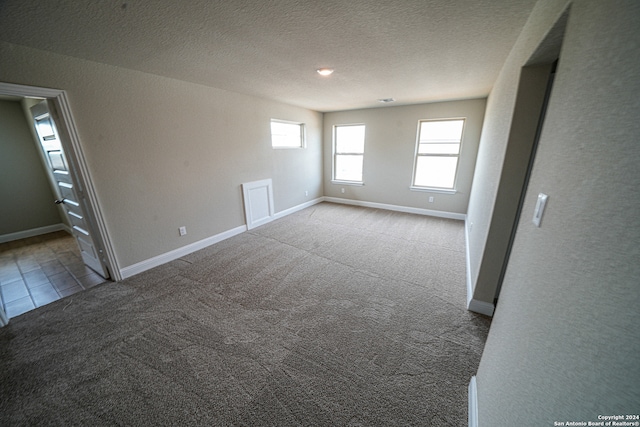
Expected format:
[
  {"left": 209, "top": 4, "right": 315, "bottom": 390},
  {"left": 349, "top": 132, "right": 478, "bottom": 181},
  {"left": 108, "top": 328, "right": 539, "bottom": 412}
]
[
  {"left": 491, "top": 9, "right": 569, "bottom": 306},
  {"left": 0, "top": 82, "right": 119, "bottom": 323},
  {"left": 494, "top": 61, "right": 558, "bottom": 302}
]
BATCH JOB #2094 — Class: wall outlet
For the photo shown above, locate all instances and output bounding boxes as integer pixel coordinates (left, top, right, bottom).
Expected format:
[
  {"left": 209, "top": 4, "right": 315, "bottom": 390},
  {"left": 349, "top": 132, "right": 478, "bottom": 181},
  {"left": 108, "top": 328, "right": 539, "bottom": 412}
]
[
  {"left": 305, "top": 190, "right": 308, "bottom": 197},
  {"left": 428, "top": 196, "right": 434, "bottom": 203},
  {"left": 341, "top": 188, "right": 345, "bottom": 194},
  {"left": 179, "top": 226, "right": 187, "bottom": 236}
]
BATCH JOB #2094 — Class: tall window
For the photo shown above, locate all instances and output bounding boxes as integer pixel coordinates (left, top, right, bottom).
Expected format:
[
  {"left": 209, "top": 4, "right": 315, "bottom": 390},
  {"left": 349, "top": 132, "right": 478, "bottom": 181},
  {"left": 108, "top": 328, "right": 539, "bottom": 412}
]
[
  {"left": 271, "top": 119, "right": 304, "bottom": 148},
  {"left": 333, "top": 124, "right": 365, "bottom": 182},
  {"left": 412, "top": 119, "right": 465, "bottom": 190}
]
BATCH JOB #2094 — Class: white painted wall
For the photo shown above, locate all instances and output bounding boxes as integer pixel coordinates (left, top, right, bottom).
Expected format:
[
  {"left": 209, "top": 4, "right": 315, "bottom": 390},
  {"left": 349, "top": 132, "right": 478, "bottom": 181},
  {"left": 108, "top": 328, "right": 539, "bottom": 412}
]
[
  {"left": 0, "top": 42, "right": 323, "bottom": 269},
  {"left": 473, "top": 0, "right": 640, "bottom": 423},
  {"left": 323, "top": 99, "right": 486, "bottom": 215}
]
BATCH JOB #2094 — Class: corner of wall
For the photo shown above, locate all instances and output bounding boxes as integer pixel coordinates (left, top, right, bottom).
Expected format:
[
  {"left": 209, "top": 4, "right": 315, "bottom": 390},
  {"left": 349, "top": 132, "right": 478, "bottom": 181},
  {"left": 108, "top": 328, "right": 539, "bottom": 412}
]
[{"left": 465, "top": 218, "right": 495, "bottom": 317}]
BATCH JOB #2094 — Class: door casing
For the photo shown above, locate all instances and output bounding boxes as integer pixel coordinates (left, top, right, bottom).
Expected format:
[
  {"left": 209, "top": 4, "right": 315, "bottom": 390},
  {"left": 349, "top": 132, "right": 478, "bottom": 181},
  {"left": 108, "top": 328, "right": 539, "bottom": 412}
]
[
  {"left": 0, "top": 81, "right": 120, "bottom": 281},
  {"left": 31, "top": 99, "right": 109, "bottom": 278}
]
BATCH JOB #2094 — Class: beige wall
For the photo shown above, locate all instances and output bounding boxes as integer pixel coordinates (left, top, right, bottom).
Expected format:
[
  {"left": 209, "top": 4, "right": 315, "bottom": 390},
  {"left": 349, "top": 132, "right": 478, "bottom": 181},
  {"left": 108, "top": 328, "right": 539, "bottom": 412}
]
[
  {"left": 4, "top": 1, "right": 639, "bottom": 419},
  {"left": 0, "top": 42, "right": 323, "bottom": 268},
  {"left": 323, "top": 99, "right": 486, "bottom": 214},
  {"left": 0, "top": 99, "right": 61, "bottom": 236},
  {"left": 466, "top": 0, "right": 571, "bottom": 305},
  {"left": 472, "top": 0, "right": 640, "bottom": 423}
]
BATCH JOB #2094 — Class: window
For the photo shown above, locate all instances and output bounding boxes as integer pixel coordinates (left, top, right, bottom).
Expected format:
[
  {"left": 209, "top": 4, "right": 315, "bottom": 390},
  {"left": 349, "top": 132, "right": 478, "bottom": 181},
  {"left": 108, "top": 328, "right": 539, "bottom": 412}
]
[
  {"left": 271, "top": 119, "right": 304, "bottom": 148},
  {"left": 412, "top": 119, "right": 465, "bottom": 190},
  {"left": 333, "top": 124, "right": 365, "bottom": 183}
]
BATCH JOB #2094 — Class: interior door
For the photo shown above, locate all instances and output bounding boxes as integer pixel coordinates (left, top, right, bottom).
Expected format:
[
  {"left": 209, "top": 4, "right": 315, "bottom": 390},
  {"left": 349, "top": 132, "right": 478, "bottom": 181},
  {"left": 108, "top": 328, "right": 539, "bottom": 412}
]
[{"left": 30, "top": 100, "right": 109, "bottom": 279}]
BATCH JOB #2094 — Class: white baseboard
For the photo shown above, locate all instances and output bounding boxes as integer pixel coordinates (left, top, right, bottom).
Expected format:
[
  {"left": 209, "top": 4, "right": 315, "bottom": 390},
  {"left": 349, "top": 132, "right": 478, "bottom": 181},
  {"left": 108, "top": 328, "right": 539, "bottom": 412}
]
[
  {"left": 117, "top": 196, "right": 467, "bottom": 281},
  {"left": 118, "top": 198, "right": 325, "bottom": 280},
  {"left": 120, "top": 225, "right": 247, "bottom": 279},
  {"left": 0, "top": 306, "right": 9, "bottom": 327},
  {"left": 322, "top": 197, "right": 466, "bottom": 221},
  {"left": 465, "top": 219, "right": 474, "bottom": 307},
  {"left": 467, "top": 298, "right": 495, "bottom": 317},
  {"left": 468, "top": 376, "right": 478, "bottom": 427},
  {"left": 0, "top": 223, "right": 67, "bottom": 244},
  {"left": 465, "top": 219, "right": 495, "bottom": 317},
  {"left": 273, "top": 197, "right": 324, "bottom": 220}
]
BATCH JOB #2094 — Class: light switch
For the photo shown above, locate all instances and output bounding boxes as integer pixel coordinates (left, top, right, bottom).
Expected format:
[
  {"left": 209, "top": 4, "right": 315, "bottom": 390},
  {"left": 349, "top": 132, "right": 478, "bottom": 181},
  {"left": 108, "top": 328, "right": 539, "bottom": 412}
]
[{"left": 532, "top": 193, "right": 548, "bottom": 227}]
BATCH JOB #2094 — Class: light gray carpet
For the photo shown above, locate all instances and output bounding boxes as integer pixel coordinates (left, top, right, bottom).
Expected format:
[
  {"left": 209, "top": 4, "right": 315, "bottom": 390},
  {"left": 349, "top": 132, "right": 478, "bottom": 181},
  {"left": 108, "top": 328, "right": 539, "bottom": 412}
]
[{"left": 0, "top": 202, "right": 490, "bottom": 426}]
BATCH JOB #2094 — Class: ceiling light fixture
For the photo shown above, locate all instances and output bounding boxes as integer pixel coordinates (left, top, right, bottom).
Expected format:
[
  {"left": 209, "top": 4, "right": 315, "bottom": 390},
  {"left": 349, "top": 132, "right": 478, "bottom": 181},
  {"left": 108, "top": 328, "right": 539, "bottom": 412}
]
[
  {"left": 316, "top": 68, "right": 334, "bottom": 76},
  {"left": 378, "top": 98, "right": 395, "bottom": 103}
]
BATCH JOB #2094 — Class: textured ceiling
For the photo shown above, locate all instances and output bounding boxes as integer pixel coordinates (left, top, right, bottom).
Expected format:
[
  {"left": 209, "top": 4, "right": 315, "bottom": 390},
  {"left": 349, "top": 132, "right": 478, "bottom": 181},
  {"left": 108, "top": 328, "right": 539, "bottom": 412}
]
[{"left": 0, "top": 0, "right": 537, "bottom": 112}]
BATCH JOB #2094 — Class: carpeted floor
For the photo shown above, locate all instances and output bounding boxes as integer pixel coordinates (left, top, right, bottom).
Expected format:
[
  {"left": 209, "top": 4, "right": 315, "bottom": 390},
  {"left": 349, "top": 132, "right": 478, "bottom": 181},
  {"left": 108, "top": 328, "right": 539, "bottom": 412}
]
[{"left": 0, "top": 202, "right": 490, "bottom": 426}]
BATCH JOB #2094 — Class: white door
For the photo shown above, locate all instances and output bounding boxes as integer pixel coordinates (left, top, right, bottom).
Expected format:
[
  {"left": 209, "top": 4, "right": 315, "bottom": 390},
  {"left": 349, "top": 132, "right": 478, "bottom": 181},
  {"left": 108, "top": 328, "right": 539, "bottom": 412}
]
[{"left": 30, "top": 100, "right": 109, "bottom": 279}]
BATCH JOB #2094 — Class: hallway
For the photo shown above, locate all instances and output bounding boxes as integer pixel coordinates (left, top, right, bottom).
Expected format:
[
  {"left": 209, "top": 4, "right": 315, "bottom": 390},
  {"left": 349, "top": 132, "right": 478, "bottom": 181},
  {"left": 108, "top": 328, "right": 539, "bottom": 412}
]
[{"left": 0, "top": 231, "right": 107, "bottom": 319}]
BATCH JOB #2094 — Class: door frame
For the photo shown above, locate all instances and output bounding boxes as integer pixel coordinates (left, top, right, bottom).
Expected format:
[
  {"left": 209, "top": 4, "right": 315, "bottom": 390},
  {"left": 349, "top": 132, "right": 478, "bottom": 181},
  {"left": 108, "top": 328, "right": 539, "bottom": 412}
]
[{"left": 0, "top": 81, "right": 120, "bottom": 281}]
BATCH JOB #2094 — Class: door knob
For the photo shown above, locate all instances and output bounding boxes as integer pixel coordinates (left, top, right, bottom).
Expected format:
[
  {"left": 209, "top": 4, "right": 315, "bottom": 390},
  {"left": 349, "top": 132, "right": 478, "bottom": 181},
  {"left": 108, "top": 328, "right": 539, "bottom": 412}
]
[{"left": 55, "top": 198, "right": 66, "bottom": 205}]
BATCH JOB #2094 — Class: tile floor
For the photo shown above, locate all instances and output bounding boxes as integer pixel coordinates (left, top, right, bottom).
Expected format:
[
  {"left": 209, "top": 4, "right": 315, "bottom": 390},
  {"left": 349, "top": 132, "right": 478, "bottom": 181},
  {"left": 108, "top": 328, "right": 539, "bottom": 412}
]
[{"left": 0, "top": 231, "right": 108, "bottom": 319}]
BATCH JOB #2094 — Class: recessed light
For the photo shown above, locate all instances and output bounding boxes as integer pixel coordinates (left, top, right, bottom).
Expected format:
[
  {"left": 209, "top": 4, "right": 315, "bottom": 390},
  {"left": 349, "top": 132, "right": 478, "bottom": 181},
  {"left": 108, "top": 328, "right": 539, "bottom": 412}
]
[
  {"left": 378, "top": 98, "right": 395, "bottom": 103},
  {"left": 316, "top": 68, "right": 334, "bottom": 76}
]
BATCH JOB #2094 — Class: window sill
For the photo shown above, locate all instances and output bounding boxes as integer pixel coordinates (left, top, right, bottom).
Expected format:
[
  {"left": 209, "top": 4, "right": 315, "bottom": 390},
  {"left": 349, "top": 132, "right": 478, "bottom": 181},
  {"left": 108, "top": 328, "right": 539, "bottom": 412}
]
[
  {"left": 409, "top": 186, "right": 456, "bottom": 194},
  {"left": 332, "top": 180, "right": 364, "bottom": 186}
]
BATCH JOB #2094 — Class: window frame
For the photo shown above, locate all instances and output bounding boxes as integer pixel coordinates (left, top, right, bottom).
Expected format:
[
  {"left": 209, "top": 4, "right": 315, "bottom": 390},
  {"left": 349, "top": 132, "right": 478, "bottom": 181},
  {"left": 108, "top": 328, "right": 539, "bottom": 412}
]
[
  {"left": 410, "top": 118, "right": 466, "bottom": 193},
  {"left": 270, "top": 119, "right": 305, "bottom": 149},
  {"left": 332, "top": 123, "right": 366, "bottom": 185}
]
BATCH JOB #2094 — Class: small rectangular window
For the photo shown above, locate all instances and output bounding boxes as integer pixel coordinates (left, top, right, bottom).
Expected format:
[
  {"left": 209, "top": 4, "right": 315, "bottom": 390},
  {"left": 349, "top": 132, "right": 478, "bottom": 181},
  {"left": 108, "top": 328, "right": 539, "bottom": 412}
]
[
  {"left": 271, "top": 119, "right": 304, "bottom": 148},
  {"left": 412, "top": 119, "right": 465, "bottom": 190},
  {"left": 334, "top": 124, "right": 365, "bottom": 182}
]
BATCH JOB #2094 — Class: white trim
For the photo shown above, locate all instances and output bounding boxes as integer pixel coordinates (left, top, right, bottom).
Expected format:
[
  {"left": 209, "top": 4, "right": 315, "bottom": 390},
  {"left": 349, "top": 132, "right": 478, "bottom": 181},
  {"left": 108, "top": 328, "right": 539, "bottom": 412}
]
[
  {"left": 468, "top": 376, "right": 478, "bottom": 427},
  {"left": 119, "top": 197, "right": 322, "bottom": 279},
  {"left": 0, "top": 82, "right": 63, "bottom": 98},
  {"left": 465, "top": 220, "right": 495, "bottom": 317},
  {"left": 411, "top": 117, "right": 466, "bottom": 193},
  {"left": 323, "top": 196, "right": 466, "bottom": 221},
  {"left": 120, "top": 225, "right": 247, "bottom": 279},
  {"left": 467, "top": 298, "right": 495, "bottom": 317},
  {"left": 242, "top": 179, "right": 275, "bottom": 230},
  {"left": 0, "top": 82, "right": 120, "bottom": 281},
  {"left": 409, "top": 186, "right": 456, "bottom": 194},
  {"left": 270, "top": 119, "right": 305, "bottom": 149},
  {"left": 330, "top": 180, "right": 364, "bottom": 186},
  {"left": 56, "top": 91, "right": 119, "bottom": 280},
  {"left": 0, "top": 306, "right": 9, "bottom": 327},
  {"left": 0, "top": 223, "right": 66, "bottom": 244},
  {"left": 118, "top": 197, "right": 468, "bottom": 282},
  {"left": 465, "top": 221, "right": 475, "bottom": 309},
  {"left": 332, "top": 123, "right": 366, "bottom": 184},
  {"left": 272, "top": 197, "right": 324, "bottom": 221}
]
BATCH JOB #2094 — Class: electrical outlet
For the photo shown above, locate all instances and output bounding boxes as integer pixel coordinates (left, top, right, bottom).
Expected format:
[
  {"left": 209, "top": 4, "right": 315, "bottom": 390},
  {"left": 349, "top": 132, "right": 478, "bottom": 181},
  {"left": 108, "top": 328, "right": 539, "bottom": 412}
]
[
  {"left": 179, "top": 226, "right": 187, "bottom": 236},
  {"left": 428, "top": 196, "right": 434, "bottom": 203},
  {"left": 341, "top": 188, "right": 345, "bottom": 194},
  {"left": 305, "top": 190, "right": 308, "bottom": 197}
]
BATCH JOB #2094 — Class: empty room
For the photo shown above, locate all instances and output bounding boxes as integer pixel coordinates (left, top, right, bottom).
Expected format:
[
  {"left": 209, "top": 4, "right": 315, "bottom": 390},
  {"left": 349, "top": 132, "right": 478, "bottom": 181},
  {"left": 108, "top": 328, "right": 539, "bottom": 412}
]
[{"left": 1, "top": 0, "right": 638, "bottom": 425}]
